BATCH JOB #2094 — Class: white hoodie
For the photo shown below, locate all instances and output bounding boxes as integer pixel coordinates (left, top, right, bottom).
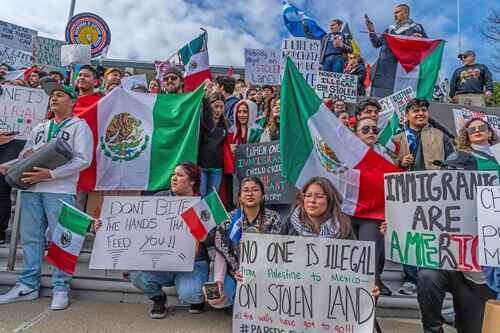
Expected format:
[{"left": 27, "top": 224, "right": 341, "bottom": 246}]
[{"left": 19, "top": 116, "right": 93, "bottom": 195}]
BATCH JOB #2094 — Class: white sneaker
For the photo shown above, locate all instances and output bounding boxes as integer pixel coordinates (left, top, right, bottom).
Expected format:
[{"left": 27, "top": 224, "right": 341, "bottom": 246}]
[
  {"left": 50, "top": 291, "right": 69, "bottom": 311},
  {"left": 0, "top": 283, "right": 39, "bottom": 304}
]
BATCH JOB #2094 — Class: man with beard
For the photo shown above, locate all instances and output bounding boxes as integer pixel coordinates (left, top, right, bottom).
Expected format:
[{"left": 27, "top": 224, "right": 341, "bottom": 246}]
[
  {"left": 162, "top": 67, "right": 184, "bottom": 94},
  {"left": 104, "top": 68, "right": 123, "bottom": 93}
]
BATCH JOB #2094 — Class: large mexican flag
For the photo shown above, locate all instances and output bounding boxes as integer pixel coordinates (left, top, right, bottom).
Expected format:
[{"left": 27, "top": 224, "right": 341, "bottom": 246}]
[
  {"left": 280, "top": 58, "right": 401, "bottom": 220},
  {"left": 384, "top": 34, "right": 445, "bottom": 101},
  {"left": 78, "top": 85, "right": 204, "bottom": 191},
  {"left": 179, "top": 32, "right": 212, "bottom": 92}
]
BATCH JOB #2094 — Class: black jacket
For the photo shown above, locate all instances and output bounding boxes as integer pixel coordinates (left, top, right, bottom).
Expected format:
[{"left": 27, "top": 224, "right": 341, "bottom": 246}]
[
  {"left": 198, "top": 98, "right": 227, "bottom": 169},
  {"left": 0, "top": 139, "right": 25, "bottom": 194},
  {"left": 449, "top": 63, "right": 493, "bottom": 97},
  {"left": 344, "top": 63, "right": 366, "bottom": 96}
]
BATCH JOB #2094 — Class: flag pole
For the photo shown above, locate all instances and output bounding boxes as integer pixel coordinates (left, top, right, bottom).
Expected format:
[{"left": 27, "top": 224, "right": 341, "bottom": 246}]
[{"left": 457, "top": 0, "right": 462, "bottom": 53}]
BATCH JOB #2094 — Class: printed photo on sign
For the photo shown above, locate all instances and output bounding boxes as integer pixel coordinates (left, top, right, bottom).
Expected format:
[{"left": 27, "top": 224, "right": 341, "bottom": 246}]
[
  {"left": 315, "top": 71, "right": 357, "bottom": 103},
  {"left": 244, "top": 48, "right": 281, "bottom": 86},
  {"left": 385, "top": 170, "right": 499, "bottom": 272},
  {"left": 281, "top": 37, "right": 320, "bottom": 87},
  {"left": 233, "top": 233, "right": 375, "bottom": 333},
  {"left": 89, "top": 196, "right": 198, "bottom": 271},
  {"left": 0, "top": 85, "right": 49, "bottom": 140},
  {"left": 477, "top": 186, "right": 500, "bottom": 268},
  {"left": 452, "top": 108, "right": 500, "bottom": 138}
]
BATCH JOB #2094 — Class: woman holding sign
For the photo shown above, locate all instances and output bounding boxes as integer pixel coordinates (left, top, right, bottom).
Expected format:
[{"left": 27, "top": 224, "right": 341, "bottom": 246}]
[
  {"left": 415, "top": 118, "right": 499, "bottom": 333},
  {"left": 130, "top": 162, "right": 210, "bottom": 319},
  {"left": 207, "top": 176, "right": 282, "bottom": 310},
  {"left": 280, "top": 177, "right": 381, "bottom": 299}
]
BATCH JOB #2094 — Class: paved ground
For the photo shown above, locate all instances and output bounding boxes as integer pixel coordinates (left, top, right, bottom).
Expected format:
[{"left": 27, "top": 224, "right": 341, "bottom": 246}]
[{"left": 0, "top": 298, "right": 457, "bottom": 333}]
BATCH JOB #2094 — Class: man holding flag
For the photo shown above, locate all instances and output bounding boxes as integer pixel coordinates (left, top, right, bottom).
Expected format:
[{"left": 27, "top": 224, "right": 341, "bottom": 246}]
[{"left": 0, "top": 78, "right": 93, "bottom": 310}]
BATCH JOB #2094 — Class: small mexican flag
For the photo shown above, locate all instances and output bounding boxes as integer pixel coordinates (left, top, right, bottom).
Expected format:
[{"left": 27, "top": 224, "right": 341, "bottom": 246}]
[
  {"left": 181, "top": 191, "right": 229, "bottom": 241},
  {"left": 377, "top": 111, "right": 401, "bottom": 154},
  {"left": 77, "top": 84, "right": 204, "bottom": 191},
  {"left": 179, "top": 32, "right": 212, "bottom": 92},
  {"left": 280, "top": 58, "right": 402, "bottom": 220},
  {"left": 384, "top": 34, "right": 444, "bottom": 101},
  {"left": 46, "top": 201, "right": 92, "bottom": 275}
]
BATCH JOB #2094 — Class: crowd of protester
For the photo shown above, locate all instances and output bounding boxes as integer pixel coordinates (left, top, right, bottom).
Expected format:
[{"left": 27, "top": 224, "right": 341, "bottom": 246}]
[{"left": 0, "top": 3, "right": 498, "bottom": 333}]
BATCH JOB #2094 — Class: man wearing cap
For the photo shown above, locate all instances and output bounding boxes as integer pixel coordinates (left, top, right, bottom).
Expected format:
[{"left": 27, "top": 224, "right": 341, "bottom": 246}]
[
  {"left": 450, "top": 50, "right": 493, "bottom": 107},
  {"left": 104, "top": 68, "right": 123, "bottom": 92},
  {"left": 162, "top": 67, "right": 184, "bottom": 94},
  {"left": 0, "top": 77, "right": 93, "bottom": 310},
  {"left": 49, "top": 71, "right": 64, "bottom": 84}
]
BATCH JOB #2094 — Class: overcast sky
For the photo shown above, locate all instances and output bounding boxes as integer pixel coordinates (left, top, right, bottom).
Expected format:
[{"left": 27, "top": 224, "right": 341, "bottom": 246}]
[{"left": 2, "top": 0, "right": 498, "bottom": 79}]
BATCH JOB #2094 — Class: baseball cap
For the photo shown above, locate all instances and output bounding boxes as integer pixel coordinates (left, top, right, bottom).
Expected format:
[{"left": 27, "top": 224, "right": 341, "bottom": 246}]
[
  {"left": 104, "top": 67, "right": 123, "bottom": 77},
  {"left": 40, "top": 77, "right": 78, "bottom": 100},
  {"left": 458, "top": 50, "right": 475, "bottom": 59}
]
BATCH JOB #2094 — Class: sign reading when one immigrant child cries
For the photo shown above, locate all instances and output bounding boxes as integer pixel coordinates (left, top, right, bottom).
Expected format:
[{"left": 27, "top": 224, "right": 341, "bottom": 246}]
[
  {"left": 315, "top": 71, "right": 357, "bottom": 103},
  {"left": 234, "top": 141, "right": 296, "bottom": 204},
  {"left": 281, "top": 37, "right": 320, "bottom": 87},
  {"left": 385, "top": 171, "right": 499, "bottom": 272},
  {"left": 90, "top": 196, "right": 197, "bottom": 271},
  {"left": 477, "top": 186, "right": 500, "bottom": 267},
  {"left": 0, "top": 85, "right": 49, "bottom": 140},
  {"left": 233, "top": 233, "right": 375, "bottom": 333},
  {"left": 245, "top": 48, "right": 281, "bottom": 86}
]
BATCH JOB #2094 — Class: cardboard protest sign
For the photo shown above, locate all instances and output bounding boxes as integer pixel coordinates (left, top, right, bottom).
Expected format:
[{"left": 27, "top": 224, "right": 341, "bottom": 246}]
[
  {"left": 0, "top": 45, "right": 32, "bottom": 69},
  {"left": 234, "top": 141, "right": 296, "bottom": 204},
  {"left": 244, "top": 48, "right": 281, "bottom": 86},
  {"left": 0, "top": 85, "right": 49, "bottom": 140},
  {"left": 34, "top": 36, "right": 66, "bottom": 67},
  {"left": 378, "top": 87, "right": 415, "bottom": 115},
  {"left": 121, "top": 74, "right": 148, "bottom": 90},
  {"left": 477, "top": 186, "right": 500, "bottom": 267},
  {"left": 315, "top": 71, "right": 357, "bottom": 103},
  {"left": 61, "top": 44, "right": 91, "bottom": 66},
  {"left": 233, "top": 233, "right": 375, "bottom": 333},
  {"left": 281, "top": 37, "right": 320, "bottom": 87},
  {"left": 385, "top": 170, "right": 499, "bottom": 272},
  {"left": 89, "top": 196, "right": 197, "bottom": 271},
  {"left": 0, "top": 21, "right": 37, "bottom": 53},
  {"left": 452, "top": 108, "right": 500, "bottom": 137}
]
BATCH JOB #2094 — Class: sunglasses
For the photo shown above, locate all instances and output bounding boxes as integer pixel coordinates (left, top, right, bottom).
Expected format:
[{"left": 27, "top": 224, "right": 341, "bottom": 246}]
[
  {"left": 466, "top": 124, "right": 488, "bottom": 134},
  {"left": 359, "top": 126, "right": 379, "bottom": 135},
  {"left": 164, "top": 75, "right": 179, "bottom": 81}
]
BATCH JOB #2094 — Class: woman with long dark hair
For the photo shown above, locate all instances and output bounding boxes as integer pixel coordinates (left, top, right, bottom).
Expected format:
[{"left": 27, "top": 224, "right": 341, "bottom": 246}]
[{"left": 207, "top": 176, "right": 281, "bottom": 309}]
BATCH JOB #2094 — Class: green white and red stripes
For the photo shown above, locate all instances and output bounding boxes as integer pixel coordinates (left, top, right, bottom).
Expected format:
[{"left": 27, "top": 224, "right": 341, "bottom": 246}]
[
  {"left": 77, "top": 84, "right": 204, "bottom": 191},
  {"left": 179, "top": 32, "right": 212, "bottom": 92},
  {"left": 181, "top": 191, "right": 229, "bottom": 241},
  {"left": 384, "top": 34, "right": 444, "bottom": 100},
  {"left": 280, "top": 58, "right": 401, "bottom": 220},
  {"left": 46, "top": 201, "right": 92, "bottom": 275}
]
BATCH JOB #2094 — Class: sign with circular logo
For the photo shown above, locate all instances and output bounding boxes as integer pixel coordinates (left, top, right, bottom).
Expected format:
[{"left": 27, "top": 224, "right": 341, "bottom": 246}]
[{"left": 65, "top": 12, "right": 111, "bottom": 58}]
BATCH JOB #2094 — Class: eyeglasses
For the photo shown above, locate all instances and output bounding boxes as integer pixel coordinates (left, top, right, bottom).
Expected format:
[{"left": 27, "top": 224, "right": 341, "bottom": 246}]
[
  {"left": 304, "top": 192, "right": 327, "bottom": 200},
  {"left": 242, "top": 187, "right": 261, "bottom": 194},
  {"left": 359, "top": 126, "right": 379, "bottom": 135},
  {"left": 466, "top": 124, "right": 487, "bottom": 134},
  {"left": 164, "top": 75, "right": 179, "bottom": 82}
]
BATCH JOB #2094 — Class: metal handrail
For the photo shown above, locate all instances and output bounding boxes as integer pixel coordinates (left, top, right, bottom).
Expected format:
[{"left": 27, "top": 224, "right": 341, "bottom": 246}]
[{"left": 7, "top": 191, "right": 21, "bottom": 271}]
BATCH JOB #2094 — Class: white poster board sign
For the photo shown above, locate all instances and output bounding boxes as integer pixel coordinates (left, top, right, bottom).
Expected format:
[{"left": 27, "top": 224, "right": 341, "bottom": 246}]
[
  {"left": 233, "top": 233, "right": 375, "bottom": 333},
  {"left": 90, "top": 196, "right": 197, "bottom": 271},
  {"left": 0, "top": 85, "right": 49, "bottom": 139},
  {"left": 281, "top": 37, "right": 320, "bottom": 87},
  {"left": 0, "top": 21, "right": 37, "bottom": 53},
  {"left": 378, "top": 87, "right": 415, "bottom": 115},
  {"left": 477, "top": 186, "right": 500, "bottom": 267},
  {"left": 315, "top": 71, "right": 357, "bottom": 103},
  {"left": 244, "top": 48, "right": 281, "bottom": 86},
  {"left": 452, "top": 108, "right": 500, "bottom": 137},
  {"left": 385, "top": 170, "right": 499, "bottom": 272},
  {"left": 121, "top": 74, "right": 148, "bottom": 91},
  {"left": 0, "top": 45, "right": 32, "bottom": 69},
  {"left": 61, "top": 44, "right": 91, "bottom": 66}
]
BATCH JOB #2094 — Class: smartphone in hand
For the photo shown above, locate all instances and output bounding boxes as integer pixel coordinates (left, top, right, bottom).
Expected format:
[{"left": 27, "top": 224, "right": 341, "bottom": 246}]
[
  {"left": 203, "top": 282, "right": 221, "bottom": 300},
  {"left": 1, "top": 131, "right": 20, "bottom": 136}
]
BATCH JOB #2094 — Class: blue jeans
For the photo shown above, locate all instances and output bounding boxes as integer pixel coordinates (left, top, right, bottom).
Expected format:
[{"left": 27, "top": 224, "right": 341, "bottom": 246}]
[
  {"left": 219, "top": 274, "right": 237, "bottom": 307},
  {"left": 130, "top": 260, "right": 209, "bottom": 304},
  {"left": 18, "top": 191, "right": 74, "bottom": 292},
  {"left": 321, "top": 54, "right": 345, "bottom": 73},
  {"left": 403, "top": 264, "right": 418, "bottom": 284},
  {"left": 200, "top": 168, "right": 223, "bottom": 197}
]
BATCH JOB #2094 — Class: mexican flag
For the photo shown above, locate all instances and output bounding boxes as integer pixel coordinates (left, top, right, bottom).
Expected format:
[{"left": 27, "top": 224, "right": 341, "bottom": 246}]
[
  {"left": 181, "top": 191, "right": 229, "bottom": 241},
  {"left": 46, "top": 201, "right": 92, "bottom": 275},
  {"left": 280, "top": 58, "right": 402, "bottom": 220},
  {"left": 78, "top": 85, "right": 204, "bottom": 191},
  {"left": 384, "top": 34, "right": 445, "bottom": 101},
  {"left": 179, "top": 32, "right": 212, "bottom": 92}
]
